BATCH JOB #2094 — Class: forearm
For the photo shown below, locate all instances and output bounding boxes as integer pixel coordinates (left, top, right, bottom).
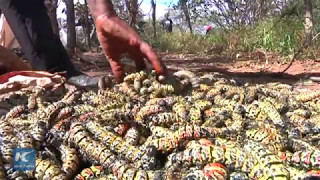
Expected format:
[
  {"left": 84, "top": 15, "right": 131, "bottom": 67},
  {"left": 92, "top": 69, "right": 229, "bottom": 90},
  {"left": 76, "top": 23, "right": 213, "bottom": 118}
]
[{"left": 86, "top": 0, "right": 117, "bottom": 19}]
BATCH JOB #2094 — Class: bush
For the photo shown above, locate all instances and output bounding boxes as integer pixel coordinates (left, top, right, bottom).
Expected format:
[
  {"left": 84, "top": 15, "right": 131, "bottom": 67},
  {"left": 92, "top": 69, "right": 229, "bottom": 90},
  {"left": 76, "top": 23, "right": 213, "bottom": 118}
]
[
  {"left": 237, "top": 17, "right": 304, "bottom": 55},
  {"left": 152, "top": 32, "right": 219, "bottom": 54},
  {"left": 142, "top": 17, "right": 313, "bottom": 58}
]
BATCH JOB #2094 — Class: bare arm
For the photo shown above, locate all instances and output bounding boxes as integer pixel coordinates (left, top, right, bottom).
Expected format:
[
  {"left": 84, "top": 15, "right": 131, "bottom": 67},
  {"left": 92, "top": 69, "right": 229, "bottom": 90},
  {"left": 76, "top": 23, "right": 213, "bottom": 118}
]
[
  {"left": 86, "top": 0, "right": 117, "bottom": 19},
  {"left": 85, "top": 0, "right": 168, "bottom": 83}
]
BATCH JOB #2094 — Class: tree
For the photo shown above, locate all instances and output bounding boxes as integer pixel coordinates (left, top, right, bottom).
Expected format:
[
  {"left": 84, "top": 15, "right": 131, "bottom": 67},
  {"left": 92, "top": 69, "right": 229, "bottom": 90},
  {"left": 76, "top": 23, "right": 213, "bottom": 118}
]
[
  {"left": 65, "top": 0, "right": 76, "bottom": 54},
  {"left": 180, "top": 0, "right": 193, "bottom": 33},
  {"left": 180, "top": 0, "right": 293, "bottom": 29},
  {"left": 151, "top": 0, "right": 156, "bottom": 39},
  {"left": 126, "top": 0, "right": 139, "bottom": 27},
  {"left": 45, "top": 0, "right": 59, "bottom": 36},
  {"left": 75, "top": 1, "right": 92, "bottom": 50},
  {"left": 84, "top": 0, "right": 91, "bottom": 50},
  {"left": 257, "top": 0, "right": 267, "bottom": 19},
  {"left": 304, "top": 0, "right": 313, "bottom": 44}
]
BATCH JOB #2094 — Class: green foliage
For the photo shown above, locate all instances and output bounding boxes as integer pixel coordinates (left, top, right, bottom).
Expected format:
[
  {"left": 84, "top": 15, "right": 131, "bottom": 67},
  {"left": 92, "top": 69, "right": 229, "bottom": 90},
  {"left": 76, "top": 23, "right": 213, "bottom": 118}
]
[
  {"left": 143, "top": 17, "right": 307, "bottom": 57},
  {"left": 238, "top": 18, "right": 304, "bottom": 55},
  {"left": 150, "top": 32, "right": 226, "bottom": 54}
]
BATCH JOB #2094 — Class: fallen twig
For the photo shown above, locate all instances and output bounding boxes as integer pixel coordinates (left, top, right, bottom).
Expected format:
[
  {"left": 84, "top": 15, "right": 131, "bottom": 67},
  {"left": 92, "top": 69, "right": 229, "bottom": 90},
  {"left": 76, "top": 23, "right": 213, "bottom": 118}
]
[{"left": 281, "top": 32, "right": 320, "bottom": 73}]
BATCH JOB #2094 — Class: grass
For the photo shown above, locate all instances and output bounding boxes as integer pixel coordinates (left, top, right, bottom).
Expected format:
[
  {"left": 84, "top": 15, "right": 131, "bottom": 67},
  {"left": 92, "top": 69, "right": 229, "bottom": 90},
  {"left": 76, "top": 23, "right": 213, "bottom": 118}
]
[{"left": 142, "top": 17, "right": 318, "bottom": 61}]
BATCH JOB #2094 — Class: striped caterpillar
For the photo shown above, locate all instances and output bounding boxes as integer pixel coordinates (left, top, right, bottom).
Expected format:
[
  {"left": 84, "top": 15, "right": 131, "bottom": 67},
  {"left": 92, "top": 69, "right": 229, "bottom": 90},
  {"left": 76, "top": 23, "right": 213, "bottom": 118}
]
[
  {"left": 202, "top": 162, "right": 228, "bottom": 180},
  {"left": 150, "top": 84, "right": 175, "bottom": 98},
  {"left": 259, "top": 99, "right": 285, "bottom": 127},
  {"left": 222, "top": 85, "right": 245, "bottom": 104},
  {"left": 27, "top": 93, "right": 38, "bottom": 109},
  {"left": 124, "top": 126, "right": 140, "bottom": 146},
  {"left": 56, "top": 106, "right": 74, "bottom": 120},
  {"left": 73, "top": 104, "right": 96, "bottom": 116},
  {"left": 243, "top": 140, "right": 290, "bottom": 179},
  {"left": 188, "top": 106, "right": 203, "bottom": 125},
  {"left": 244, "top": 86, "right": 258, "bottom": 104},
  {"left": 0, "top": 152, "right": 6, "bottom": 179},
  {"left": 75, "top": 165, "right": 105, "bottom": 180},
  {"left": 150, "top": 126, "right": 175, "bottom": 138},
  {"left": 145, "top": 96, "right": 180, "bottom": 107},
  {"left": 61, "top": 90, "right": 82, "bottom": 105},
  {"left": 68, "top": 121, "right": 119, "bottom": 168},
  {"left": 289, "top": 150, "right": 320, "bottom": 170},
  {"left": 185, "top": 139, "right": 213, "bottom": 149},
  {"left": 5, "top": 105, "right": 27, "bottom": 119},
  {"left": 36, "top": 101, "right": 66, "bottom": 126},
  {"left": 143, "top": 125, "right": 214, "bottom": 152},
  {"left": 134, "top": 104, "right": 167, "bottom": 124},
  {"left": 229, "top": 172, "right": 249, "bottom": 180},
  {"left": 113, "top": 82, "right": 142, "bottom": 101},
  {"left": 288, "top": 138, "right": 318, "bottom": 152},
  {"left": 147, "top": 112, "right": 178, "bottom": 126},
  {"left": 191, "top": 90, "right": 206, "bottom": 100},
  {"left": 172, "top": 102, "right": 190, "bottom": 124},
  {"left": 85, "top": 121, "right": 156, "bottom": 169},
  {"left": 66, "top": 122, "right": 170, "bottom": 180},
  {"left": 123, "top": 71, "right": 147, "bottom": 83},
  {"left": 34, "top": 158, "right": 68, "bottom": 180},
  {"left": 0, "top": 120, "right": 18, "bottom": 169},
  {"left": 213, "top": 95, "right": 238, "bottom": 110},
  {"left": 114, "top": 123, "right": 130, "bottom": 136},
  {"left": 245, "top": 128, "right": 288, "bottom": 152},
  {"left": 294, "top": 90, "right": 320, "bottom": 102},
  {"left": 165, "top": 145, "right": 225, "bottom": 170},
  {"left": 59, "top": 144, "right": 80, "bottom": 178},
  {"left": 205, "top": 86, "right": 223, "bottom": 100},
  {"left": 97, "top": 89, "right": 127, "bottom": 103}
]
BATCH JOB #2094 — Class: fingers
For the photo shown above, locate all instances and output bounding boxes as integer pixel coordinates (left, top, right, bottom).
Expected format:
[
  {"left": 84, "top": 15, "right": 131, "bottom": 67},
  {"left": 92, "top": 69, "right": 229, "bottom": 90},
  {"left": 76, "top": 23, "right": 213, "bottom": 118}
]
[
  {"left": 105, "top": 53, "right": 124, "bottom": 83},
  {"left": 139, "top": 42, "right": 167, "bottom": 76},
  {"left": 129, "top": 51, "right": 146, "bottom": 72}
]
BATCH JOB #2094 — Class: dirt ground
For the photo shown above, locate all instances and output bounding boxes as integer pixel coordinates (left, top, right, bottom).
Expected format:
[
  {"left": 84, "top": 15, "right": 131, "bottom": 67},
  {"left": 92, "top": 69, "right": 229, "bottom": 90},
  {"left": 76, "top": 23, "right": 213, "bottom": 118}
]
[{"left": 75, "top": 52, "right": 320, "bottom": 91}]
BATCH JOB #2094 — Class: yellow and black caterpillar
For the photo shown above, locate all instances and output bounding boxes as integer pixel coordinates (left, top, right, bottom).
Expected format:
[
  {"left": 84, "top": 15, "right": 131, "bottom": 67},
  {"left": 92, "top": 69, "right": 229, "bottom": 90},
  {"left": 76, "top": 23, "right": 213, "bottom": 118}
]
[
  {"left": 59, "top": 144, "right": 80, "bottom": 178},
  {"left": 289, "top": 150, "right": 320, "bottom": 170},
  {"left": 75, "top": 165, "right": 105, "bottom": 180},
  {"left": 243, "top": 140, "right": 290, "bottom": 179},
  {"left": 34, "top": 158, "right": 68, "bottom": 180},
  {"left": 85, "top": 121, "right": 157, "bottom": 170},
  {"left": 165, "top": 145, "right": 225, "bottom": 170}
]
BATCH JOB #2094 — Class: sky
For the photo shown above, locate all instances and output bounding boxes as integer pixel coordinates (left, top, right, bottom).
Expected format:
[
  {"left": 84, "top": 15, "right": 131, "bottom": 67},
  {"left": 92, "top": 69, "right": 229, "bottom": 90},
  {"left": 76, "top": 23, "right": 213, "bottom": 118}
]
[
  {"left": 140, "top": 0, "right": 179, "bottom": 19},
  {"left": 57, "top": 0, "right": 178, "bottom": 20}
]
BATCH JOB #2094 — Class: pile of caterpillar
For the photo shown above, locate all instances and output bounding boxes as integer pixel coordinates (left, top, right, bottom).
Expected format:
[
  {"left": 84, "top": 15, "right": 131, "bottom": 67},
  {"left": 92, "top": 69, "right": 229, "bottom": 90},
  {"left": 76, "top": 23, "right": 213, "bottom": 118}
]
[{"left": 0, "top": 70, "right": 320, "bottom": 180}]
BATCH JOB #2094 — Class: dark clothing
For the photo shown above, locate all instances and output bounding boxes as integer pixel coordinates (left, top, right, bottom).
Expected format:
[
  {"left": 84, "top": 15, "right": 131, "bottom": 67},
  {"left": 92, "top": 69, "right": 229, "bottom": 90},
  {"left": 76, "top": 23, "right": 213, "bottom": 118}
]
[
  {"left": 0, "top": 0, "right": 77, "bottom": 77},
  {"left": 161, "top": 18, "right": 173, "bottom": 33}
]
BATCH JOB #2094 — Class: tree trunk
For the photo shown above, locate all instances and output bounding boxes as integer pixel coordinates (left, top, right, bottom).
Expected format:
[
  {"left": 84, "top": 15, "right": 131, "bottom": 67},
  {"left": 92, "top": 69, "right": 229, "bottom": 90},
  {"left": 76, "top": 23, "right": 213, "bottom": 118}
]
[
  {"left": 45, "top": 0, "right": 59, "bottom": 36},
  {"left": 66, "top": 0, "right": 76, "bottom": 55},
  {"left": 258, "top": 0, "right": 267, "bottom": 19},
  {"left": 180, "top": 0, "right": 192, "bottom": 33},
  {"left": 151, "top": 0, "right": 156, "bottom": 39},
  {"left": 304, "top": 0, "right": 313, "bottom": 44},
  {"left": 128, "top": 0, "right": 138, "bottom": 27},
  {"left": 84, "top": 0, "right": 91, "bottom": 51}
]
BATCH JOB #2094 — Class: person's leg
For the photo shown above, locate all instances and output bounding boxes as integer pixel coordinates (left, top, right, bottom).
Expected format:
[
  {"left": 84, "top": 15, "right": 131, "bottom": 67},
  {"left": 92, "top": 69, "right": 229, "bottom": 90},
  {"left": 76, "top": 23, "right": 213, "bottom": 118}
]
[
  {"left": 0, "top": 0, "right": 47, "bottom": 71},
  {"left": 12, "top": 0, "right": 79, "bottom": 77},
  {"left": 0, "top": 0, "right": 101, "bottom": 87}
]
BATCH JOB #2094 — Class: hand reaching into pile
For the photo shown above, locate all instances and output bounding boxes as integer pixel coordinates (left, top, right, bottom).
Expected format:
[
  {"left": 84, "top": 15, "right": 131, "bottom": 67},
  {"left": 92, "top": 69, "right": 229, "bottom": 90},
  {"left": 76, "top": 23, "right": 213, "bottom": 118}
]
[{"left": 88, "top": 0, "right": 168, "bottom": 83}]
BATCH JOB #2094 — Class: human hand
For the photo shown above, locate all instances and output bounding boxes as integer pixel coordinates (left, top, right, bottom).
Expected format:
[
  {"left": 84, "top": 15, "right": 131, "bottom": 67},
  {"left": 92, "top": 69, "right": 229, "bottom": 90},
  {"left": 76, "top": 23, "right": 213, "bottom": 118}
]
[
  {"left": 0, "top": 45, "right": 31, "bottom": 75},
  {"left": 95, "top": 14, "right": 167, "bottom": 83}
]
